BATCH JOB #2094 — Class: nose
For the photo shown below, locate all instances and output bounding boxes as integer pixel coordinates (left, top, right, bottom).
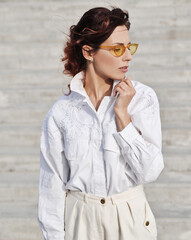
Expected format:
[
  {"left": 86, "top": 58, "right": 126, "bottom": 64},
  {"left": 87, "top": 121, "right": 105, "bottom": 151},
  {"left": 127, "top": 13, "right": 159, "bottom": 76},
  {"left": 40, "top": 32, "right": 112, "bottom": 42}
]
[{"left": 122, "top": 47, "right": 132, "bottom": 61}]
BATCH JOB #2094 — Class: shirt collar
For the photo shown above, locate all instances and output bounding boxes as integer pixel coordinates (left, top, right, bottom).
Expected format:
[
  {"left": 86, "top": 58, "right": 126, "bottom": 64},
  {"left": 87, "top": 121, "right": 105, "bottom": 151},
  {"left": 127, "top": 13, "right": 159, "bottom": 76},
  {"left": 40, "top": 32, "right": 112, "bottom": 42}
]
[{"left": 70, "top": 71, "right": 120, "bottom": 100}]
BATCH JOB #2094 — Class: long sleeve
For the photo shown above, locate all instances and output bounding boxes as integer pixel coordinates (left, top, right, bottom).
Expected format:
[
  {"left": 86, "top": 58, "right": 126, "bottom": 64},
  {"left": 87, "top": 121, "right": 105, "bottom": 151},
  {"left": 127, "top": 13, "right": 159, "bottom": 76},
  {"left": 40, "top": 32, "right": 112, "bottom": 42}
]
[
  {"left": 38, "top": 109, "right": 69, "bottom": 240},
  {"left": 113, "top": 88, "right": 164, "bottom": 184}
]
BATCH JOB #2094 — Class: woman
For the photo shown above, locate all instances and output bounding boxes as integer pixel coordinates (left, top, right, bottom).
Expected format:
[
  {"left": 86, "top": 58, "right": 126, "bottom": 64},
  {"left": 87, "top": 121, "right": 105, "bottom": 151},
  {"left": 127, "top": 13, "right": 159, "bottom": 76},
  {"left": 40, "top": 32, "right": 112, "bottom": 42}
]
[{"left": 38, "top": 6, "right": 164, "bottom": 240}]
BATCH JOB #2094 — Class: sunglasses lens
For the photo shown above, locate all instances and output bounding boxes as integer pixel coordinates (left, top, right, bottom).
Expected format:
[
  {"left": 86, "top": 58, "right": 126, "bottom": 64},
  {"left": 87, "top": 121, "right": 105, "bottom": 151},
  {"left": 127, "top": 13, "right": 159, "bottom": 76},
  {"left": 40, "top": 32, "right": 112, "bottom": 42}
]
[
  {"left": 113, "top": 45, "right": 124, "bottom": 56},
  {"left": 129, "top": 44, "right": 137, "bottom": 55},
  {"left": 109, "top": 44, "right": 138, "bottom": 57}
]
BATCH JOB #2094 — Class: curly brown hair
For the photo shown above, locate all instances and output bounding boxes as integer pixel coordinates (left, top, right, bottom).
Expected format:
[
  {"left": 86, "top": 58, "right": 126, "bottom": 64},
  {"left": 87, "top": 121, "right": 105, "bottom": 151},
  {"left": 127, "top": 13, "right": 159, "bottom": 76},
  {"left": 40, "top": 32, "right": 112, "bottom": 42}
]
[{"left": 61, "top": 6, "right": 131, "bottom": 95}]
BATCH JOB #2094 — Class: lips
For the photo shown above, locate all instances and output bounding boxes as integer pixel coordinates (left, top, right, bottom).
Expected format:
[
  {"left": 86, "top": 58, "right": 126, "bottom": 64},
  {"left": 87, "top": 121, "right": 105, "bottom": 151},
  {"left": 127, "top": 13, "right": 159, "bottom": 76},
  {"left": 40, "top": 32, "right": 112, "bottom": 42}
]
[{"left": 119, "top": 66, "right": 128, "bottom": 69}]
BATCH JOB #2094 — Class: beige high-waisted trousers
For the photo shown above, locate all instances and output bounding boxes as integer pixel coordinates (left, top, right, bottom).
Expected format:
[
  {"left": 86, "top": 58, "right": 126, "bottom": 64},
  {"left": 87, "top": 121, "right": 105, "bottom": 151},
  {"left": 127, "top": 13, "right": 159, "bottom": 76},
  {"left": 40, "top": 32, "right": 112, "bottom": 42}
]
[{"left": 64, "top": 184, "right": 157, "bottom": 240}]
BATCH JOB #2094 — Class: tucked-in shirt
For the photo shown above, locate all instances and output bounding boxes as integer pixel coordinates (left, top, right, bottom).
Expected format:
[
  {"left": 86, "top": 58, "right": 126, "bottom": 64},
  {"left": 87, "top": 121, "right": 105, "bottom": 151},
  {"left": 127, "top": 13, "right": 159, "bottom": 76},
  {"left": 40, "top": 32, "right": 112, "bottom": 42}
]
[{"left": 38, "top": 71, "right": 164, "bottom": 240}]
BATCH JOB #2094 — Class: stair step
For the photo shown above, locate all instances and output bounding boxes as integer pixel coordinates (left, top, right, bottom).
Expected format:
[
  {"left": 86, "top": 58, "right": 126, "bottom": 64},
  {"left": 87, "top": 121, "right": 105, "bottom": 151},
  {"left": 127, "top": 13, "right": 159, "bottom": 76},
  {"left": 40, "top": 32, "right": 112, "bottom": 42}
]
[
  {"left": 0, "top": 216, "right": 190, "bottom": 240},
  {"left": 0, "top": 153, "right": 39, "bottom": 172},
  {"left": 1, "top": 5, "right": 190, "bottom": 22},
  {"left": 0, "top": 106, "right": 190, "bottom": 125},
  {"left": 0, "top": 147, "right": 190, "bottom": 172},
  {"left": 129, "top": 68, "right": 191, "bottom": 87},
  {"left": 0, "top": 88, "right": 63, "bottom": 108},
  {"left": 0, "top": 87, "right": 190, "bottom": 108},
  {"left": 0, "top": 199, "right": 190, "bottom": 240},
  {"left": 131, "top": 53, "right": 191, "bottom": 69},
  {"left": 0, "top": 52, "right": 191, "bottom": 70},
  {"left": 0, "top": 125, "right": 190, "bottom": 151},
  {"left": 144, "top": 171, "right": 191, "bottom": 205},
  {"left": 1, "top": 40, "right": 191, "bottom": 59},
  {"left": 163, "top": 153, "right": 191, "bottom": 172},
  {"left": 0, "top": 68, "right": 190, "bottom": 88},
  {"left": 1, "top": 25, "right": 191, "bottom": 43},
  {"left": 0, "top": 69, "right": 69, "bottom": 88},
  {"left": 0, "top": 171, "right": 190, "bottom": 204},
  {"left": 0, "top": 200, "right": 190, "bottom": 220},
  {"left": 1, "top": 1, "right": 191, "bottom": 24}
]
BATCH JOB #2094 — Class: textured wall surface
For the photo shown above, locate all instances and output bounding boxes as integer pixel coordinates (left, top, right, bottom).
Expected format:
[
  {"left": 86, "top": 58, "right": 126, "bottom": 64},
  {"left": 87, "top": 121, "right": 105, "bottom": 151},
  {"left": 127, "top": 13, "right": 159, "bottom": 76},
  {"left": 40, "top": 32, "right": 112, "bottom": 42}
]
[{"left": 0, "top": 0, "right": 191, "bottom": 239}]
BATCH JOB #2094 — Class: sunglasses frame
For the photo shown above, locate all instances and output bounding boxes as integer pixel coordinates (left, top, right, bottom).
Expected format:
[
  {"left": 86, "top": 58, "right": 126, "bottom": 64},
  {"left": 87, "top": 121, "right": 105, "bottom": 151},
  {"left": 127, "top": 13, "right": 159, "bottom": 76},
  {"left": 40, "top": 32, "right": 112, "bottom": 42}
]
[{"left": 99, "top": 43, "right": 139, "bottom": 57}]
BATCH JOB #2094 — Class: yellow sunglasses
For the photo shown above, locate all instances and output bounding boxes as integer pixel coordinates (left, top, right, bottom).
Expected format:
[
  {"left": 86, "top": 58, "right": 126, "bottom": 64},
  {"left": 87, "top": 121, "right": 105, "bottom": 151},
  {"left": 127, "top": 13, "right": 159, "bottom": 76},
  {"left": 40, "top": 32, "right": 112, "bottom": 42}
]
[{"left": 99, "top": 43, "right": 139, "bottom": 57}]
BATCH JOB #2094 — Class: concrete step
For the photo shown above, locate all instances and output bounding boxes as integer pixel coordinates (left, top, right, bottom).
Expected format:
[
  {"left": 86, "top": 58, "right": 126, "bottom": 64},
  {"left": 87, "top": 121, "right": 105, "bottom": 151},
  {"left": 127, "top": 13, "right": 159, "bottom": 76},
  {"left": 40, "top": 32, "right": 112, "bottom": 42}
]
[
  {"left": 120, "top": 11, "right": 191, "bottom": 29},
  {"left": 0, "top": 151, "right": 40, "bottom": 172},
  {"left": 160, "top": 107, "right": 191, "bottom": 124},
  {"left": 1, "top": 25, "right": 191, "bottom": 43},
  {"left": 0, "top": 171, "right": 190, "bottom": 204},
  {"left": 0, "top": 4, "right": 186, "bottom": 21},
  {"left": 0, "top": 52, "right": 190, "bottom": 70},
  {"left": 130, "top": 26, "right": 191, "bottom": 41},
  {"left": 0, "top": 215, "right": 190, "bottom": 240},
  {"left": 0, "top": 124, "right": 191, "bottom": 149},
  {"left": 0, "top": 144, "right": 190, "bottom": 173},
  {"left": 129, "top": 68, "right": 191, "bottom": 87},
  {"left": 163, "top": 152, "right": 191, "bottom": 172},
  {"left": 161, "top": 127, "right": 191, "bottom": 150},
  {"left": 0, "top": 68, "right": 190, "bottom": 88},
  {"left": 0, "top": 69, "right": 69, "bottom": 88},
  {"left": 0, "top": 200, "right": 190, "bottom": 220},
  {"left": 0, "top": 152, "right": 190, "bottom": 173},
  {"left": 0, "top": 88, "right": 63, "bottom": 108},
  {"left": 0, "top": 86, "right": 190, "bottom": 108},
  {"left": 144, "top": 171, "right": 191, "bottom": 205},
  {"left": 1, "top": 6, "right": 191, "bottom": 29},
  {"left": 0, "top": 198, "right": 190, "bottom": 240},
  {"left": 0, "top": 55, "right": 60, "bottom": 70},
  {"left": 0, "top": 107, "right": 48, "bottom": 125},
  {"left": 155, "top": 87, "right": 191, "bottom": 107},
  {"left": 0, "top": 106, "right": 190, "bottom": 125},
  {"left": 0, "top": 125, "right": 41, "bottom": 148},
  {"left": 1, "top": 40, "right": 191, "bottom": 58},
  {"left": 0, "top": 217, "right": 43, "bottom": 240},
  {"left": 1, "top": 0, "right": 190, "bottom": 16},
  {"left": 0, "top": 42, "right": 62, "bottom": 57}
]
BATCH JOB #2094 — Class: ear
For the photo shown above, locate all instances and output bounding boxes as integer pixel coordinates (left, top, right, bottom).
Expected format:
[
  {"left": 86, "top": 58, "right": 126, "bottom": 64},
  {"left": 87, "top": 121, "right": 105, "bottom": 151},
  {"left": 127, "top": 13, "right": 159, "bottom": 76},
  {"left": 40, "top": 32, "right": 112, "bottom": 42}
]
[{"left": 82, "top": 45, "right": 94, "bottom": 61}]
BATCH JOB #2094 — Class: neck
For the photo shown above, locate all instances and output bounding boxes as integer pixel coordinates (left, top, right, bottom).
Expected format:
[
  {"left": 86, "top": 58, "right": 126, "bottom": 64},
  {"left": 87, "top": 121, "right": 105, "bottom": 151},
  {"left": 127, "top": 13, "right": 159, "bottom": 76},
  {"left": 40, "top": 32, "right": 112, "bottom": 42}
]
[{"left": 83, "top": 68, "right": 113, "bottom": 102}]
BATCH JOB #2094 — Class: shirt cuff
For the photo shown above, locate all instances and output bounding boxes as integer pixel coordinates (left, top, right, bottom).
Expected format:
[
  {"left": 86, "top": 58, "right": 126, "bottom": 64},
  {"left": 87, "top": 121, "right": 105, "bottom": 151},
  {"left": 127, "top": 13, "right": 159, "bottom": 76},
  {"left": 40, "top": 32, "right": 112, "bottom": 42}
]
[{"left": 112, "top": 121, "right": 141, "bottom": 147}]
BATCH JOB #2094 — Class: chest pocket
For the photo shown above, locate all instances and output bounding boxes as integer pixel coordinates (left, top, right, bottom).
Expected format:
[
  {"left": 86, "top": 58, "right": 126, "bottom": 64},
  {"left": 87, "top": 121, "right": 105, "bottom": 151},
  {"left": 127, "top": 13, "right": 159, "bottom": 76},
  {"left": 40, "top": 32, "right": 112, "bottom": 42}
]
[
  {"left": 64, "top": 138, "right": 89, "bottom": 161},
  {"left": 103, "top": 133, "right": 121, "bottom": 154},
  {"left": 102, "top": 116, "right": 121, "bottom": 154}
]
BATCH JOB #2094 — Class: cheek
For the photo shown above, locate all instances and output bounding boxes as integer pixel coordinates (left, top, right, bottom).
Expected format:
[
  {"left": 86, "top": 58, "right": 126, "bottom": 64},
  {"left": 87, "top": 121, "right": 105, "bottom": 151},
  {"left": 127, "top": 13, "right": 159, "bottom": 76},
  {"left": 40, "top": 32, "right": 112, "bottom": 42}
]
[{"left": 95, "top": 52, "right": 118, "bottom": 71}]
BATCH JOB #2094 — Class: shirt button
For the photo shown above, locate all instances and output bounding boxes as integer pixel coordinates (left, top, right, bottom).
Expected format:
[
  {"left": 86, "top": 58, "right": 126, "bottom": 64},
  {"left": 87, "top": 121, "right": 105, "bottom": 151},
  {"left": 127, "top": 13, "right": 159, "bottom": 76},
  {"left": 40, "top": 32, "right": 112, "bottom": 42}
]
[
  {"left": 145, "top": 221, "right": 150, "bottom": 226},
  {"left": 100, "top": 198, "right": 105, "bottom": 204}
]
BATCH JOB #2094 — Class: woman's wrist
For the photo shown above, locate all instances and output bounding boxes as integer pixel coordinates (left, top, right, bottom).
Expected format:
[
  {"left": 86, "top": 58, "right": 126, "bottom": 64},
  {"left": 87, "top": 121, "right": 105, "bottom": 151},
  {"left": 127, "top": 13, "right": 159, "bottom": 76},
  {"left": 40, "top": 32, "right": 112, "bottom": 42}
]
[{"left": 114, "top": 110, "right": 131, "bottom": 132}]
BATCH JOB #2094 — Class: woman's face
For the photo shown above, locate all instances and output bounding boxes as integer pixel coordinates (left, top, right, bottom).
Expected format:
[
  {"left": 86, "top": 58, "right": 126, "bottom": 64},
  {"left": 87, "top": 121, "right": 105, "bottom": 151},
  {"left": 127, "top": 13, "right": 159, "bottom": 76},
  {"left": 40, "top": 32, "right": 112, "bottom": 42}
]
[{"left": 92, "top": 25, "right": 133, "bottom": 81}]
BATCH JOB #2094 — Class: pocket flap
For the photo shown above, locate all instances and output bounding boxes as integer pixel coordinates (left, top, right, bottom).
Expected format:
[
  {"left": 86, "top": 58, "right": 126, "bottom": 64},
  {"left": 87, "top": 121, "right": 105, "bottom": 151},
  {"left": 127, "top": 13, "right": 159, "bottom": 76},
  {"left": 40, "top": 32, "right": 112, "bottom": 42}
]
[
  {"left": 103, "top": 133, "right": 120, "bottom": 153},
  {"left": 143, "top": 201, "right": 157, "bottom": 235}
]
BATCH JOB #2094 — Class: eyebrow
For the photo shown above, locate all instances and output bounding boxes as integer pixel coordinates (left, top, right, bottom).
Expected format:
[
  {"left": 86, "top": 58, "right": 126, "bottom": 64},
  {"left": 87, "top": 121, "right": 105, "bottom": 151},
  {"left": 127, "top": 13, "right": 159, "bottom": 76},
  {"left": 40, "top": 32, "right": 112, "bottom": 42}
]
[{"left": 112, "top": 41, "right": 131, "bottom": 45}]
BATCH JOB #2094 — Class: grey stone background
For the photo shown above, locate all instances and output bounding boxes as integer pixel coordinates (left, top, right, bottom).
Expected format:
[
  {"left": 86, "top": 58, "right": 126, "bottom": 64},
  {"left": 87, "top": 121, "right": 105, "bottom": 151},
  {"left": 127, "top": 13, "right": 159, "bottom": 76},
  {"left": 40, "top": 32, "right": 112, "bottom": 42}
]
[{"left": 0, "top": 0, "right": 191, "bottom": 239}]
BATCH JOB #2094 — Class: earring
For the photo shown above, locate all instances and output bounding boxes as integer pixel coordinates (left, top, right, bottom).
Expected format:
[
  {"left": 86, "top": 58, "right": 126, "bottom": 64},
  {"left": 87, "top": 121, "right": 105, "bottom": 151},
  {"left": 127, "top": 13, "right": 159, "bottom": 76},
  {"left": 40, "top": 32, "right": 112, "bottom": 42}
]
[{"left": 90, "top": 59, "right": 93, "bottom": 63}]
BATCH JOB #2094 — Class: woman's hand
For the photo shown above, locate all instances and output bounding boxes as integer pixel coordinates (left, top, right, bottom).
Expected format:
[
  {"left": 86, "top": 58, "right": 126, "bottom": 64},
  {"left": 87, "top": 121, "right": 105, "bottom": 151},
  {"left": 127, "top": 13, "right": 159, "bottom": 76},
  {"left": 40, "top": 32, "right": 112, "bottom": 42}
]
[{"left": 113, "top": 76, "right": 136, "bottom": 115}]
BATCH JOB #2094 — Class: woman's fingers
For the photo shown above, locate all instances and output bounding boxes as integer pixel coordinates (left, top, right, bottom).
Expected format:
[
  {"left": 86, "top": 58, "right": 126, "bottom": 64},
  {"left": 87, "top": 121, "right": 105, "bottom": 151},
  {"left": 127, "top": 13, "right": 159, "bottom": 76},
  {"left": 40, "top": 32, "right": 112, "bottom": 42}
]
[
  {"left": 114, "top": 86, "right": 123, "bottom": 96},
  {"left": 113, "top": 77, "right": 133, "bottom": 96},
  {"left": 124, "top": 77, "right": 134, "bottom": 88}
]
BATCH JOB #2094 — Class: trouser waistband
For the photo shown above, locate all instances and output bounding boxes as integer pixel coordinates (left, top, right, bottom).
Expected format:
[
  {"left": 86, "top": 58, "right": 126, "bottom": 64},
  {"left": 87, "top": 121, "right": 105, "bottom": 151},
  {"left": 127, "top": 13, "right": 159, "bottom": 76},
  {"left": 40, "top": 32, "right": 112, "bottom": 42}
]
[{"left": 67, "top": 185, "right": 145, "bottom": 205}]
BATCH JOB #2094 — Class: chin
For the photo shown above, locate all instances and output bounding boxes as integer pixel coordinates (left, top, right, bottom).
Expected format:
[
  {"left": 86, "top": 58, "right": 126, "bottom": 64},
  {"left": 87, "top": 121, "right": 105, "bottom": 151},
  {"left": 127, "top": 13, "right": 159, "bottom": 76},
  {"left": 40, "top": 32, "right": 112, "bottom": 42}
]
[{"left": 111, "top": 72, "right": 126, "bottom": 80}]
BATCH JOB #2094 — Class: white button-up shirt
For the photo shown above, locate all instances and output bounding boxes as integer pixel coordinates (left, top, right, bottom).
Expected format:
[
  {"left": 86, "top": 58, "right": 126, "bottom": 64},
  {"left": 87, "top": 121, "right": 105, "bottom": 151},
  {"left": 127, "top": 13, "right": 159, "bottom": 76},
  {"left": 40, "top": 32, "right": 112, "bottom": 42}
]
[{"left": 38, "top": 71, "right": 164, "bottom": 240}]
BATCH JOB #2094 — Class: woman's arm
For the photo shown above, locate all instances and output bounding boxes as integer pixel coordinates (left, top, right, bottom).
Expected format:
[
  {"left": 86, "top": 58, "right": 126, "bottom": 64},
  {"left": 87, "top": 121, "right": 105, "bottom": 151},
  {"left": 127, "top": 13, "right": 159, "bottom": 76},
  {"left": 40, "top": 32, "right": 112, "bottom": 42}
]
[
  {"left": 113, "top": 88, "right": 164, "bottom": 184},
  {"left": 38, "top": 109, "right": 69, "bottom": 240}
]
